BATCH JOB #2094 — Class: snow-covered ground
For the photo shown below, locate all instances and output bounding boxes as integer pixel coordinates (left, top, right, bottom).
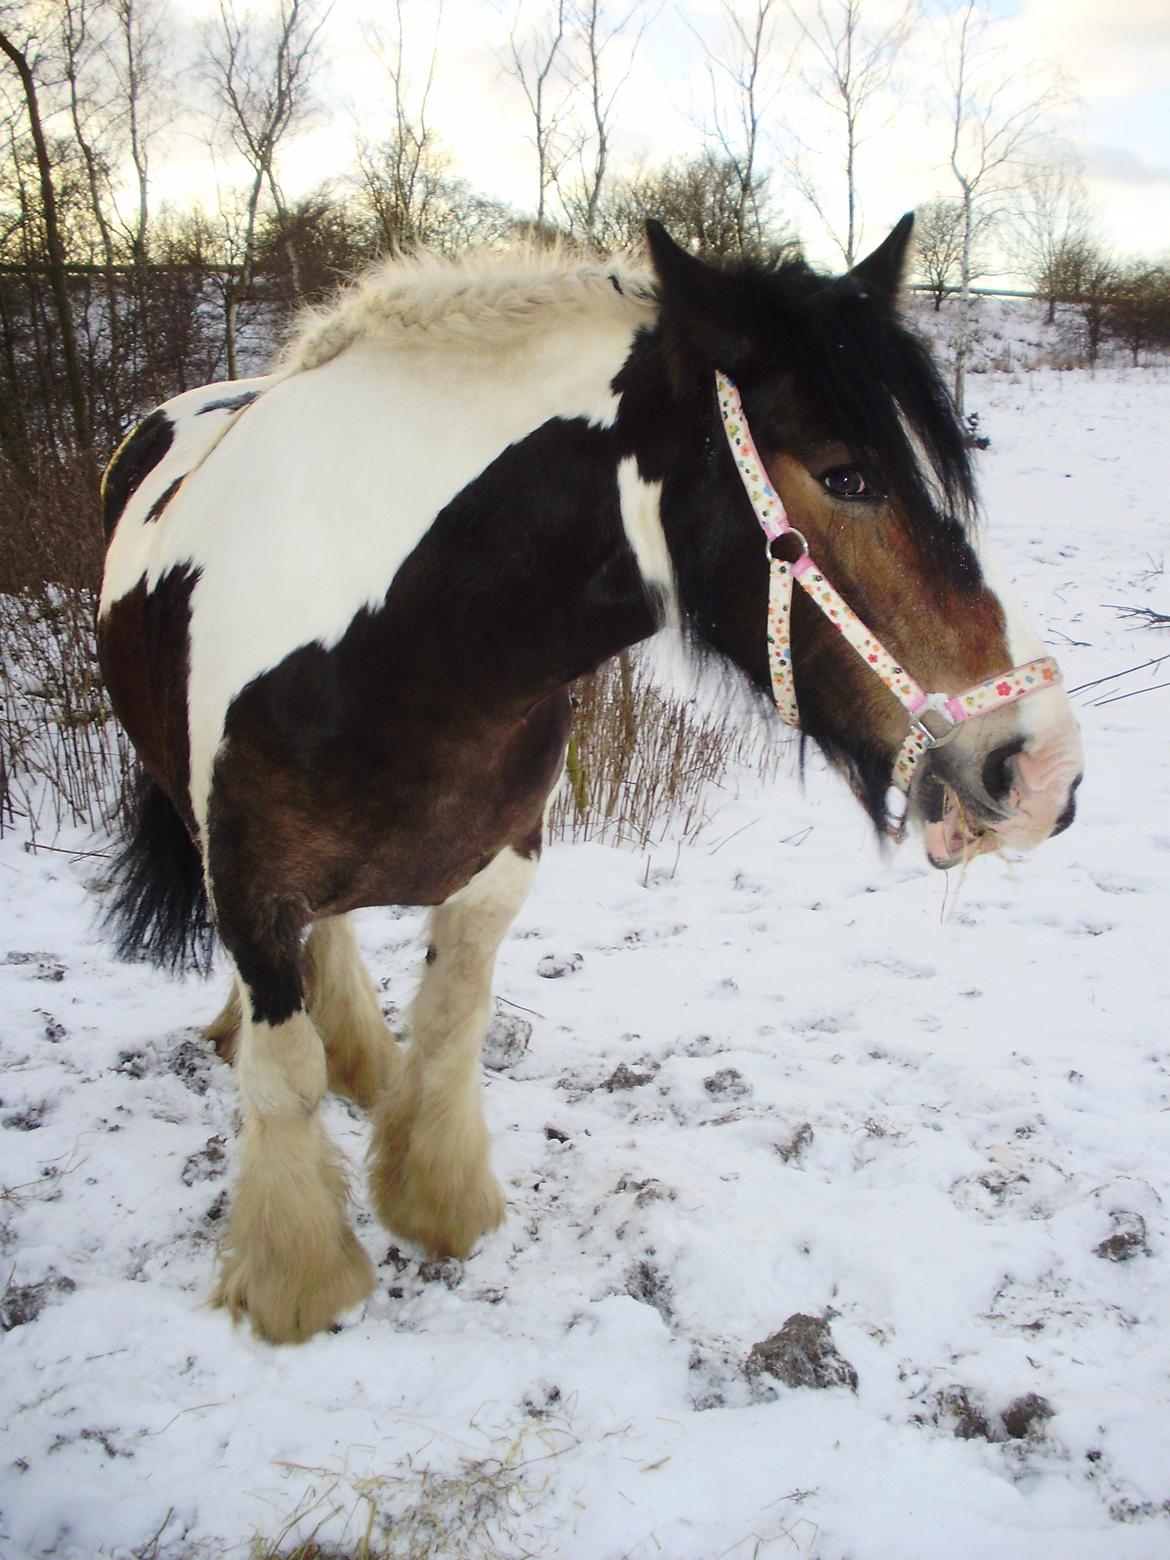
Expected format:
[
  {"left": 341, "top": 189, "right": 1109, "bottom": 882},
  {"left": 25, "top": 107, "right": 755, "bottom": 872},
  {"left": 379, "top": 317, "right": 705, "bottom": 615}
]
[{"left": 2, "top": 366, "right": 1169, "bottom": 1559}]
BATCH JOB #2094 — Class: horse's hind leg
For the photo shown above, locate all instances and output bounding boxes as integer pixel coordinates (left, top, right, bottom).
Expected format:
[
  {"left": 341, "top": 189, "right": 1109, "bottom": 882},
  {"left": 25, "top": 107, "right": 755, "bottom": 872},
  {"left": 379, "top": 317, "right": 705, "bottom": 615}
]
[
  {"left": 212, "top": 910, "right": 374, "bottom": 1342},
  {"left": 204, "top": 915, "right": 398, "bottom": 1108},
  {"left": 204, "top": 984, "right": 241, "bottom": 1063},
  {"left": 370, "top": 846, "right": 537, "bottom": 1259},
  {"left": 301, "top": 914, "right": 400, "bottom": 1107}
]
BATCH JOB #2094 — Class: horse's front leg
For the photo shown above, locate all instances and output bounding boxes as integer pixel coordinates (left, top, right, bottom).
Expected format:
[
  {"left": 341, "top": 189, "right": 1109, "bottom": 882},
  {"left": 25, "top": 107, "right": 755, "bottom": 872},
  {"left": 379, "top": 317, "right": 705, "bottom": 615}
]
[
  {"left": 370, "top": 845, "right": 537, "bottom": 1258},
  {"left": 212, "top": 902, "right": 374, "bottom": 1342},
  {"left": 204, "top": 914, "right": 399, "bottom": 1110}
]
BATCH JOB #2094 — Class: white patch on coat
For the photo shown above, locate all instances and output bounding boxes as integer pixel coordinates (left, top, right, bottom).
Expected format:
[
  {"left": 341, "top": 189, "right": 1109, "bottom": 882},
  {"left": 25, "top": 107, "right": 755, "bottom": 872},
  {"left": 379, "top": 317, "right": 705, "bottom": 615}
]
[
  {"left": 617, "top": 456, "right": 676, "bottom": 629},
  {"left": 970, "top": 533, "right": 1083, "bottom": 771},
  {"left": 100, "top": 268, "right": 651, "bottom": 832},
  {"left": 99, "top": 377, "right": 272, "bottom": 613}
]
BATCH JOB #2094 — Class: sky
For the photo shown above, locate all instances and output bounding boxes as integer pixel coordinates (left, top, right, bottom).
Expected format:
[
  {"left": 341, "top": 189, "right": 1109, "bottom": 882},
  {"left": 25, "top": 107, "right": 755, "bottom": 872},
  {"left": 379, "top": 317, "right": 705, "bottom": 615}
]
[{"left": 155, "top": 0, "right": 1170, "bottom": 270}]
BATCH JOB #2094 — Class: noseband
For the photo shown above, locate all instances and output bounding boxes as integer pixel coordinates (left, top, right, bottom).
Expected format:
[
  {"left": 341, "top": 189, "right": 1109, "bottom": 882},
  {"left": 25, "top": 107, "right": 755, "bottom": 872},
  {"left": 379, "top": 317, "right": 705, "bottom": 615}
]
[{"left": 715, "top": 372, "right": 1062, "bottom": 835}]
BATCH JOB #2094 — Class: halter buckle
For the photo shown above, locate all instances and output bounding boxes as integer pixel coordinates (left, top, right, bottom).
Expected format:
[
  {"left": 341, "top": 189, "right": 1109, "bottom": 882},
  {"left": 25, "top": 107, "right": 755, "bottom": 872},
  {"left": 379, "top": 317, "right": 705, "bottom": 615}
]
[{"left": 908, "top": 693, "right": 960, "bottom": 749}]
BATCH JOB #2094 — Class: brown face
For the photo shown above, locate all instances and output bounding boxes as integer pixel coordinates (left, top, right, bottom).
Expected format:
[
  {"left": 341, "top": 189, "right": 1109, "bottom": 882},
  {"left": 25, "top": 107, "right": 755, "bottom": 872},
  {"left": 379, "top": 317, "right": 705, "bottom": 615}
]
[{"left": 765, "top": 446, "right": 1083, "bottom": 867}]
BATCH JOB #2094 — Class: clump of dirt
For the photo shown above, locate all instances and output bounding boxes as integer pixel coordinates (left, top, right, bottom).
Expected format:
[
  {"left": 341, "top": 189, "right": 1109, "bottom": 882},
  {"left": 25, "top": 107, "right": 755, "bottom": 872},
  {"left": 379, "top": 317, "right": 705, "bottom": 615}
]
[
  {"left": 1001, "top": 1392, "right": 1054, "bottom": 1440},
  {"left": 918, "top": 1384, "right": 995, "bottom": 1440},
  {"left": 776, "top": 1123, "right": 814, "bottom": 1163},
  {"left": 181, "top": 1135, "right": 228, "bottom": 1186},
  {"left": 626, "top": 1257, "right": 673, "bottom": 1322},
  {"left": 1, "top": 1271, "right": 76, "bottom": 1331},
  {"left": 704, "top": 1067, "right": 750, "bottom": 1100},
  {"left": 745, "top": 1314, "right": 858, "bottom": 1393},
  {"left": 916, "top": 1385, "right": 1054, "bottom": 1442},
  {"left": 483, "top": 1012, "right": 532, "bottom": 1071},
  {"left": 169, "top": 1036, "right": 215, "bottom": 1094},
  {"left": 604, "top": 1062, "right": 654, "bottom": 1091},
  {"left": 1094, "top": 1211, "right": 1149, "bottom": 1262}
]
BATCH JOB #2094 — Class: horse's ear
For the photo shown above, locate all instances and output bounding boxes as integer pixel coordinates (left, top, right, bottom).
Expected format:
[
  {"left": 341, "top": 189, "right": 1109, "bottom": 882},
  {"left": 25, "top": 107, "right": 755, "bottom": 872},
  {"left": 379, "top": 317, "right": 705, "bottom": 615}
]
[
  {"left": 847, "top": 212, "right": 915, "bottom": 303},
  {"left": 645, "top": 220, "right": 755, "bottom": 389}
]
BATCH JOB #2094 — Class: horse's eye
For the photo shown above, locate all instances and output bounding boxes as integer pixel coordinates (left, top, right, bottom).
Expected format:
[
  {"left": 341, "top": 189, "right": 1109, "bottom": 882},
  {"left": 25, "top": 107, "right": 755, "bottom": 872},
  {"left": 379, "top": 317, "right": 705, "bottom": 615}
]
[{"left": 821, "top": 465, "right": 880, "bottom": 500}]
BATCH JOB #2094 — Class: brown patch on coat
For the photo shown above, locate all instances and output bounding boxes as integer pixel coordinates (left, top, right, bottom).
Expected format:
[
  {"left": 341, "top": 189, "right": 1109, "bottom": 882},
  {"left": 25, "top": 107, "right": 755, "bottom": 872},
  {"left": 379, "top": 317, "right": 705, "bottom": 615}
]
[
  {"left": 97, "top": 566, "right": 201, "bottom": 833},
  {"left": 768, "top": 451, "right": 1010, "bottom": 760}
]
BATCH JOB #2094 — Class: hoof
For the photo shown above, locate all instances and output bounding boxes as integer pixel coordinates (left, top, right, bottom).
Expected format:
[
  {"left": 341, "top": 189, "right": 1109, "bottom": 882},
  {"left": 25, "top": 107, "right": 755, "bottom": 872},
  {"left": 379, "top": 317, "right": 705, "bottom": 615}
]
[
  {"left": 370, "top": 1143, "right": 505, "bottom": 1260},
  {"left": 214, "top": 1223, "right": 375, "bottom": 1344}
]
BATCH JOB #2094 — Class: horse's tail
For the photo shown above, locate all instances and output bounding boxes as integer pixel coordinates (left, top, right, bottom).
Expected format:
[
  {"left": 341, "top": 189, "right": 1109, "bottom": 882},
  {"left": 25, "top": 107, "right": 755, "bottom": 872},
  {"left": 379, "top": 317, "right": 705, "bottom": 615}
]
[{"left": 104, "top": 769, "right": 217, "bottom": 975}]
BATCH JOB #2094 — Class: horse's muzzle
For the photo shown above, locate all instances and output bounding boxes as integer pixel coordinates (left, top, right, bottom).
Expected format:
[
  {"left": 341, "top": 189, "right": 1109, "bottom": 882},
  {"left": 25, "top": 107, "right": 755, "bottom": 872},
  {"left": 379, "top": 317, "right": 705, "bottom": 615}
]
[{"left": 913, "top": 706, "right": 1084, "bottom": 870}]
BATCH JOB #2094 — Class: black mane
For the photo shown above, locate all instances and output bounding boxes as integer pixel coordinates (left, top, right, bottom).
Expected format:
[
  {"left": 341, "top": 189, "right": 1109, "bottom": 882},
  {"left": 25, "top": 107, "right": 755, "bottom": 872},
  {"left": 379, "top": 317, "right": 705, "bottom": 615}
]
[{"left": 731, "top": 252, "right": 979, "bottom": 584}]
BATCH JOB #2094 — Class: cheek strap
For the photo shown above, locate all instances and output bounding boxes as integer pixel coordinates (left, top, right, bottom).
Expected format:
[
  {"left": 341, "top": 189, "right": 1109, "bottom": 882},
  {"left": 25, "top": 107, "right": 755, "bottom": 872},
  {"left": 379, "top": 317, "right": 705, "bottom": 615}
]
[{"left": 717, "top": 370, "right": 1062, "bottom": 827}]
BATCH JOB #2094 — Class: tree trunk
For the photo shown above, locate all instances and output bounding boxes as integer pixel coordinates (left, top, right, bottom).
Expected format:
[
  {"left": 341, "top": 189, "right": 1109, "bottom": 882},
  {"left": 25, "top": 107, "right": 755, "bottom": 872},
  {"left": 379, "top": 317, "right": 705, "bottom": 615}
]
[{"left": 0, "top": 29, "right": 94, "bottom": 456}]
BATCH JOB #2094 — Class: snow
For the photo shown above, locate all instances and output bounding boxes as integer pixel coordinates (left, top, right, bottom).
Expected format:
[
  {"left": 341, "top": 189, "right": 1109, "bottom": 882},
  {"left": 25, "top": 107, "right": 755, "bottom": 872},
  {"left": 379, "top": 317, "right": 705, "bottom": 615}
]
[{"left": 2, "top": 365, "right": 1170, "bottom": 1559}]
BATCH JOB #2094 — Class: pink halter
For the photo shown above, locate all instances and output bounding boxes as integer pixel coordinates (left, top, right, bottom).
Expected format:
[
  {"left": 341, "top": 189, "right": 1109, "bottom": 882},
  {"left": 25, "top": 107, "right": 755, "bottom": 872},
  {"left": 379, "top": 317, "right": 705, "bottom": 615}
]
[{"left": 715, "top": 371, "right": 1062, "bottom": 831}]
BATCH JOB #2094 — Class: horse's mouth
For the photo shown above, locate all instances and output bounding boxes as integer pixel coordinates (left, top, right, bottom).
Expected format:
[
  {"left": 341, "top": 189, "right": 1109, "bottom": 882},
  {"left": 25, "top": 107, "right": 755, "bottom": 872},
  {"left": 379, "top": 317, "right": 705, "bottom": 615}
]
[{"left": 917, "top": 775, "right": 1002, "bottom": 870}]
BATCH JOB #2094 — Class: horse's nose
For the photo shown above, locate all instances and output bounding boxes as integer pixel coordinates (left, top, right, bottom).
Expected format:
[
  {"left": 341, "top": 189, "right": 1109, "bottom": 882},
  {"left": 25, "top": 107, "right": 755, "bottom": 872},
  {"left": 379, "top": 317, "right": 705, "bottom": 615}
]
[{"left": 983, "top": 732, "right": 1083, "bottom": 845}]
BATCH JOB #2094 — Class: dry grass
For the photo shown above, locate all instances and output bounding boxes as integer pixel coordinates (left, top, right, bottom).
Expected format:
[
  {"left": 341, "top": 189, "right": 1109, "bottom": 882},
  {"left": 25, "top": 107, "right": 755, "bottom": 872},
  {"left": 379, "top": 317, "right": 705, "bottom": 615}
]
[
  {"left": 246, "top": 1423, "right": 575, "bottom": 1560},
  {"left": 549, "top": 649, "right": 782, "bottom": 847},
  {"left": 0, "top": 453, "right": 131, "bottom": 843}
]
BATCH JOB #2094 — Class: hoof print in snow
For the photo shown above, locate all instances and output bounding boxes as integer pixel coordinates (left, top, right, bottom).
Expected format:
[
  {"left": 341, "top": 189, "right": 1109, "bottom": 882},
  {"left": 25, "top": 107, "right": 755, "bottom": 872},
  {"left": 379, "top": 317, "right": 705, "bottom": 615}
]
[
  {"left": 1, "top": 1272, "right": 76, "bottom": 1332},
  {"left": 921, "top": 1384, "right": 995, "bottom": 1441},
  {"left": 704, "top": 1067, "right": 750, "bottom": 1100},
  {"left": 745, "top": 1313, "right": 858, "bottom": 1394},
  {"left": 1001, "top": 1392, "right": 1054, "bottom": 1440},
  {"left": 181, "top": 1135, "right": 228, "bottom": 1186},
  {"left": 1094, "top": 1211, "right": 1149, "bottom": 1262},
  {"left": 604, "top": 1062, "right": 655, "bottom": 1091},
  {"left": 483, "top": 1012, "right": 532, "bottom": 1071},
  {"left": 537, "top": 951, "right": 582, "bottom": 979},
  {"left": 776, "top": 1123, "right": 815, "bottom": 1163}
]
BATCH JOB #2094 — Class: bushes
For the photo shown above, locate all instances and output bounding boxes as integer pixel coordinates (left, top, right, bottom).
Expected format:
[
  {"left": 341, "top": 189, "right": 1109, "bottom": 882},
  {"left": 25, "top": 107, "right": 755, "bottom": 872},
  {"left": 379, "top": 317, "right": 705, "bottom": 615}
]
[{"left": 548, "top": 650, "right": 780, "bottom": 846}]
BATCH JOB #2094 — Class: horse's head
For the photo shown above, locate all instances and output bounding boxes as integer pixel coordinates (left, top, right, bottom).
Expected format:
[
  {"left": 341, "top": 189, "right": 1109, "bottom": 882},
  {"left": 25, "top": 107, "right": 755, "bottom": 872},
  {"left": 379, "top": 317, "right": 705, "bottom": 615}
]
[{"left": 644, "top": 217, "right": 1083, "bottom": 868}]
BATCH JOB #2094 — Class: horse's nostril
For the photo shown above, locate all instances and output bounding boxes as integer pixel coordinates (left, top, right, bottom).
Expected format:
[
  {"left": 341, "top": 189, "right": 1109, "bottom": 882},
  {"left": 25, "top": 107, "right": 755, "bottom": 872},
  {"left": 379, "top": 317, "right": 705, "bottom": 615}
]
[
  {"left": 1050, "top": 772, "right": 1083, "bottom": 836},
  {"left": 982, "top": 738, "right": 1024, "bottom": 804}
]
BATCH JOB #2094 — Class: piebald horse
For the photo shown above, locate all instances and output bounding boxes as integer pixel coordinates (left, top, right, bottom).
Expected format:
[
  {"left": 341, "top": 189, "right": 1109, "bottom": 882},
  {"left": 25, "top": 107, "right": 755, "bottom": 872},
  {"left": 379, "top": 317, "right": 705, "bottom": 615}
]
[{"left": 98, "top": 218, "right": 1083, "bottom": 1342}]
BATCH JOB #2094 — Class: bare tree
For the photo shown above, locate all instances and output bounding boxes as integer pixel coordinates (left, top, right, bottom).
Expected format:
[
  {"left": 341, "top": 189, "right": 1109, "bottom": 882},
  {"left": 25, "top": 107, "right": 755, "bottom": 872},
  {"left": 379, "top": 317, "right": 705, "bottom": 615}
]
[
  {"left": 202, "top": 0, "right": 331, "bottom": 376},
  {"left": 937, "top": 0, "right": 1062, "bottom": 411},
  {"left": 695, "top": 0, "right": 788, "bottom": 253},
  {"left": 355, "top": 0, "right": 444, "bottom": 252},
  {"left": 504, "top": 0, "right": 574, "bottom": 228},
  {"left": 784, "top": 0, "right": 915, "bottom": 267},
  {"left": 594, "top": 150, "right": 796, "bottom": 257},
  {"left": 0, "top": 14, "right": 93, "bottom": 452},
  {"left": 561, "top": 0, "right": 656, "bottom": 246},
  {"left": 912, "top": 196, "right": 964, "bottom": 310},
  {"left": 1007, "top": 148, "right": 1092, "bottom": 322}
]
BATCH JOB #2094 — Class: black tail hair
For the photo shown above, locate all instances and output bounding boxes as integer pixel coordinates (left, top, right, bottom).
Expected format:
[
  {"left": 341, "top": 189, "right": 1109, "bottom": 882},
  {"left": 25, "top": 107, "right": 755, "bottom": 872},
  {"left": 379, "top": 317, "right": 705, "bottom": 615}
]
[{"left": 104, "top": 769, "right": 217, "bottom": 976}]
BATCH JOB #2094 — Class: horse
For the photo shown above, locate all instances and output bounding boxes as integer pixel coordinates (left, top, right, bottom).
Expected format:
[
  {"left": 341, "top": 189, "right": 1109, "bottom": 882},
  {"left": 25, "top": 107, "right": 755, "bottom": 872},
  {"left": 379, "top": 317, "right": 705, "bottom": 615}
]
[{"left": 97, "top": 216, "right": 1083, "bottom": 1344}]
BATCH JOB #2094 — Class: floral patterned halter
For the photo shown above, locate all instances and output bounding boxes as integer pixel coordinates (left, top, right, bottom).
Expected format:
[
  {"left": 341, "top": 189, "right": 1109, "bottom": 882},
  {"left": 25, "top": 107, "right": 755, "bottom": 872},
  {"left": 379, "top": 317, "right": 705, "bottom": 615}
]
[{"left": 715, "top": 371, "right": 1062, "bottom": 833}]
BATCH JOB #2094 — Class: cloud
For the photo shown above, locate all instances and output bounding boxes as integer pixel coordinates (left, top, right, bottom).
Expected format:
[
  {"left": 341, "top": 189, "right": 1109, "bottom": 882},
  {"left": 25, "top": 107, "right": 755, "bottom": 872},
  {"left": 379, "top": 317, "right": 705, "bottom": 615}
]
[
  {"left": 1019, "top": 0, "right": 1170, "bottom": 97},
  {"left": 1082, "top": 143, "right": 1170, "bottom": 187}
]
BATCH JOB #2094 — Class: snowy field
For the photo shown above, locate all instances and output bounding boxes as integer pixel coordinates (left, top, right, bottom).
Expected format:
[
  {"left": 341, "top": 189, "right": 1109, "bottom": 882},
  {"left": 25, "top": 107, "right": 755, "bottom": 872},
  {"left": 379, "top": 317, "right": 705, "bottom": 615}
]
[{"left": 2, "top": 365, "right": 1169, "bottom": 1559}]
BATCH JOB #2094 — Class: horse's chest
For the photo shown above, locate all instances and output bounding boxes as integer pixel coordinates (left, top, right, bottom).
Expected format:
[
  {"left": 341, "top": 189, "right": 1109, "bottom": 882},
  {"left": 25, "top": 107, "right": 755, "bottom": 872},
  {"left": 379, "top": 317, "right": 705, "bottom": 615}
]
[{"left": 212, "top": 675, "right": 571, "bottom": 914}]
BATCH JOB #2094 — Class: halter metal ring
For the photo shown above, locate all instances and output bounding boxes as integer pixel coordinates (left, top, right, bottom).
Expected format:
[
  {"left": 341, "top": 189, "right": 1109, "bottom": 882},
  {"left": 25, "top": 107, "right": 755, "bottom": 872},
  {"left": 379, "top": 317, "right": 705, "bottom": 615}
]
[{"left": 767, "top": 528, "right": 809, "bottom": 563}]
